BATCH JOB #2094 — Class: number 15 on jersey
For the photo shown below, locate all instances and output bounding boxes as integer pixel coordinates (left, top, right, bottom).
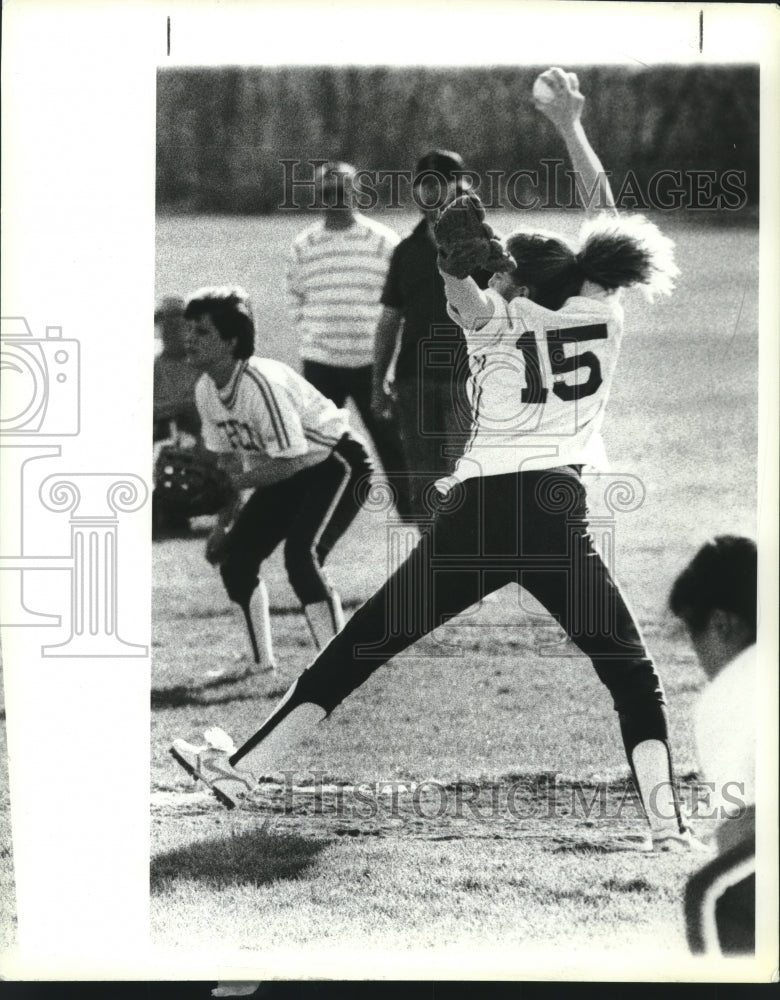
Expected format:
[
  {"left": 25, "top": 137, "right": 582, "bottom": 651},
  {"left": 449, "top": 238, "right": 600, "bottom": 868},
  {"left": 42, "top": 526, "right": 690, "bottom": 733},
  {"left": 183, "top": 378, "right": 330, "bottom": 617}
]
[{"left": 516, "top": 323, "right": 608, "bottom": 404}]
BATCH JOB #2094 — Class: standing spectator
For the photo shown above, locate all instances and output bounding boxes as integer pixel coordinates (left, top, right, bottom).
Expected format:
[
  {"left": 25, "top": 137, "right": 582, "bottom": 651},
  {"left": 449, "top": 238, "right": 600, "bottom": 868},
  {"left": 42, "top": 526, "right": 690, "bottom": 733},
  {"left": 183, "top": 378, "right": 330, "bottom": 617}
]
[
  {"left": 153, "top": 295, "right": 202, "bottom": 536},
  {"left": 670, "top": 536, "right": 757, "bottom": 956},
  {"left": 154, "top": 294, "right": 201, "bottom": 442},
  {"left": 372, "top": 150, "right": 489, "bottom": 525},
  {"left": 287, "top": 161, "right": 410, "bottom": 520}
]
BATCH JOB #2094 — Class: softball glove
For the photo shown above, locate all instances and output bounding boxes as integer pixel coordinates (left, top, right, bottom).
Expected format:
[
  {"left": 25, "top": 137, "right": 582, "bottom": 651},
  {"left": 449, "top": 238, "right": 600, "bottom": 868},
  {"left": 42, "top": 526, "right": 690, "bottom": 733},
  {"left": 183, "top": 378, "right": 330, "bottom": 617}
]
[
  {"left": 434, "top": 193, "right": 516, "bottom": 279},
  {"left": 154, "top": 447, "right": 237, "bottom": 518}
]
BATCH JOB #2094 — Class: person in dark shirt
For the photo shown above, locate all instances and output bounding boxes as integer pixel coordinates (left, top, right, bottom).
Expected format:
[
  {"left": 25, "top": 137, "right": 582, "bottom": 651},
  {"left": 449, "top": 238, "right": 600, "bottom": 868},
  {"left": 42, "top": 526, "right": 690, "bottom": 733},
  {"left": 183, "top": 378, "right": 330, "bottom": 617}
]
[{"left": 371, "top": 150, "right": 488, "bottom": 525}]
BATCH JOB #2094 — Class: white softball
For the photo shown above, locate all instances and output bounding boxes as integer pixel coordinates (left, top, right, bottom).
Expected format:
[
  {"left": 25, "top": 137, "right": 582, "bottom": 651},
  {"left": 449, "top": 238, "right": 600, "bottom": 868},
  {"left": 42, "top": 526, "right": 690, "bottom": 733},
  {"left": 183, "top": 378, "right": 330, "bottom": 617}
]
[{"left": 532, "top": 76, "right": 556, "bottom": 105}]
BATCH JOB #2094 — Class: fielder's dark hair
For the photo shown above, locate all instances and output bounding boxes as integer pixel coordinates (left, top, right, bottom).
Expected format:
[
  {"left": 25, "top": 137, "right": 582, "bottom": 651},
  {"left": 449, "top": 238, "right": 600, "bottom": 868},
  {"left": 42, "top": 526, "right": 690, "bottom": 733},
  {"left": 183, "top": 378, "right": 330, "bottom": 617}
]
[
  {"left": 668, "top": 535, "right": 757, "bottom": 640},
  {"left": 184, "top": 286, "right": 255, "bottom": 360},
  {"left": 505, "top": 214, "right": 679, "bottom": 311}
]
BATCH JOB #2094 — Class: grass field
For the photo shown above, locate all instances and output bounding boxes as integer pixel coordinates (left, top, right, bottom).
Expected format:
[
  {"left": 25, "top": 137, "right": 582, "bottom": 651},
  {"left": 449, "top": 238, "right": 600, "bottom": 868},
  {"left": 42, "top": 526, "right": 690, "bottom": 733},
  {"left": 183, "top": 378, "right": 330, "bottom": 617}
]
[
  {"left": 149, "top": 210, "right": 758, "bottom": 972},
  {"left": 9, "top": 210, "right": 761, "bottom": 974}
]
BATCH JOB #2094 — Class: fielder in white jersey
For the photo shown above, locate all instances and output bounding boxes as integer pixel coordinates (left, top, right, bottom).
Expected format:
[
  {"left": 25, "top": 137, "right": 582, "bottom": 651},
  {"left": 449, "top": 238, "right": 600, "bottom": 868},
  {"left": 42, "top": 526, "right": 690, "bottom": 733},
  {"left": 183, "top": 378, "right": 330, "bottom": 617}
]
[
  {"left": 171, "top": 70, "right": 704, "bottom": 853},
  {"left": 184, "top": 286, "right": 373, "bottom": 663},
  {"left": 669, "top": 536, "right": 757, "bottom": 955},
  {"left": 195, "top": 356, "right": 349, "bottom": 465}
]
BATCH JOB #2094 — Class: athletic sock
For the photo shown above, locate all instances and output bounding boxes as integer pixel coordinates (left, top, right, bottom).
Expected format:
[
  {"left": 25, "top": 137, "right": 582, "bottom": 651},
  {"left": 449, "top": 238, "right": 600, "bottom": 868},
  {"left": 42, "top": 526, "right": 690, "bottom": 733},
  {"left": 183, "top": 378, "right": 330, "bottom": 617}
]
[
  {"left": 304, "top": 595, "right": 344, "bottom": 650},
  {"left": 631, "top": 738, "right": 683, "bottom": 833},
  {"left": 248, "top": 578, "right": 275, "bottom": 667}
]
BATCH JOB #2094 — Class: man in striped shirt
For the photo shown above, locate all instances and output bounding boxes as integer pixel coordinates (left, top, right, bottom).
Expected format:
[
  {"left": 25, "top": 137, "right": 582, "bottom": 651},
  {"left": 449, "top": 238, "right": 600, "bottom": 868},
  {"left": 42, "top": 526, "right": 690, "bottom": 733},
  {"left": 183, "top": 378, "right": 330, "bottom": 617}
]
[
  {"left": 184, "top": 286, "right": 373, "bottom": 665},
  {"left": 287, "top": 161, "right": 411, "bottom": 521}
]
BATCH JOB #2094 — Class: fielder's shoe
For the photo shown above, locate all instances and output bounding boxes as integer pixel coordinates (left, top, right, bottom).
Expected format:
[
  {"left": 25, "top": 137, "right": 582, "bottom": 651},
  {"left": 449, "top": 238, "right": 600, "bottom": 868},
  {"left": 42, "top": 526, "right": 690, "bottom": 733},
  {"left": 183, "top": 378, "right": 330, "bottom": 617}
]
[
  {"left": 649, "top": 826, "right": 714, "bottom": 854},
  {"left": 169, "top": 726, "right": 254, "bottom": 810}
]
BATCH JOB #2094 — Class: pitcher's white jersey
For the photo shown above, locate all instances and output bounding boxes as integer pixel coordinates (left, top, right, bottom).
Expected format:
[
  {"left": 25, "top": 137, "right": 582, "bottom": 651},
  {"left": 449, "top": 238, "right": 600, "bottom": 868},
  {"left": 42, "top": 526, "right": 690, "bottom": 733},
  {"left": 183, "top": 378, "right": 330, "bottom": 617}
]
[
  {"left": 448, "top": 286, "right": 625, "bottom": 479},
  {"left": 195, "top": 356, "right": 350, "bottom": 464}
]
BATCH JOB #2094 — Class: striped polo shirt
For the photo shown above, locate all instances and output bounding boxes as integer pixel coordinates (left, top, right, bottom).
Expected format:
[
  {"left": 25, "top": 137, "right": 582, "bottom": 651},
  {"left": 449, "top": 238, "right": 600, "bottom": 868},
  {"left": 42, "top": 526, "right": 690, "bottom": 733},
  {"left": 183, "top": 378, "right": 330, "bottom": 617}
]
[
  {"left": 195, "top": 356, "right": 350, "bottom": 464},
  {"left": 287, "top": 214, "right": 400, "bottom": 368}
]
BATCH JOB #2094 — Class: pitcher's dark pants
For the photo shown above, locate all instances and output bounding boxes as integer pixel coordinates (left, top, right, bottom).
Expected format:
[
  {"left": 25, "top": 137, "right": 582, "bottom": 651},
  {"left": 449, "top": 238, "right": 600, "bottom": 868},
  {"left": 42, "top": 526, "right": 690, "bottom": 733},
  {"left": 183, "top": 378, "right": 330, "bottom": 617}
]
[{"left": 234, "top": 467, "right": 670, "bottom": 767}]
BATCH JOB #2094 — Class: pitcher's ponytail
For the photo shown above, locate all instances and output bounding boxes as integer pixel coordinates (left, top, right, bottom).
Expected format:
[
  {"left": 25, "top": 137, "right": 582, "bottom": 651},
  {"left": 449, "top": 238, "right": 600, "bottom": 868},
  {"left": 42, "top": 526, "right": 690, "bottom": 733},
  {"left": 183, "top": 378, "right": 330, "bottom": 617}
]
[{"left": 576, "top": 214, "right": 679, "bottom": 300}]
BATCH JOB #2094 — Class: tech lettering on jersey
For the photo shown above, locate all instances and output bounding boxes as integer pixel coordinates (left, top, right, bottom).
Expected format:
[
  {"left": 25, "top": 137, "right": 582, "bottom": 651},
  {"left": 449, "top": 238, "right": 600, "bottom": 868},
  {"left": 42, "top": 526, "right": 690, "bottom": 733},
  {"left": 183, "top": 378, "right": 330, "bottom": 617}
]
[
  {"left": 195, "top": 356, "right": 349, "bottom": 462},
  {"left": 216, "top": 418, "right": 263, "bottom": 452}
]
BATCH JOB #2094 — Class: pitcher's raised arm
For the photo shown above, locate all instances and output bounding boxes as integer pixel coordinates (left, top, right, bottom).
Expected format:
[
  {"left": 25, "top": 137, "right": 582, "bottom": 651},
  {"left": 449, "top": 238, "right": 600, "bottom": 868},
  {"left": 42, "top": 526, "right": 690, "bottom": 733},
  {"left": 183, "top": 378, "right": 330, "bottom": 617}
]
[{"left": 533, "top": 67, "right": 617, "bottom": 218}]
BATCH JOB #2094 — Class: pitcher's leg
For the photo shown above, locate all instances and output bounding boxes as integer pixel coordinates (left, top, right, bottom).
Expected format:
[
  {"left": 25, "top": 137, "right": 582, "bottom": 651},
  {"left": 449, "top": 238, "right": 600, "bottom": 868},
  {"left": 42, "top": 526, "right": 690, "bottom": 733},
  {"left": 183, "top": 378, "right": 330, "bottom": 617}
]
[
  {"left": 231, "top": 482, "right": 501, "bottom": 766},
  {"left": 517, "top": 470, "right": 683, "bottom": 836}
]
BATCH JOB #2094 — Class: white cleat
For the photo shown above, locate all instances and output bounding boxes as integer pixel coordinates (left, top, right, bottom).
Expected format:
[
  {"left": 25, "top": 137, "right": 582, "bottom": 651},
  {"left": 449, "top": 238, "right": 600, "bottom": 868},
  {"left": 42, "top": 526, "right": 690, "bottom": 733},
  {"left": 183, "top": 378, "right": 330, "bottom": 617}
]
[
  {"left": 649, "top": 826, "right": 714, "bottom": 855},
  {"left": 203, "top": 726, "right": 238, "bottom": 753},
  {"left": 170, "top": 729, "right": 254, "bottom": 810}
]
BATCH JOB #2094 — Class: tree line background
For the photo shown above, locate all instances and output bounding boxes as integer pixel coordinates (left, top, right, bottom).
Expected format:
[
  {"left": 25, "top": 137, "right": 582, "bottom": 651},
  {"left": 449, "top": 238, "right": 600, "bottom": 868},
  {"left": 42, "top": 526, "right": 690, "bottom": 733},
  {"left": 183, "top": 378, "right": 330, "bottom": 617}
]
[{"left": 156, "top": 65, "right": 759, "bottom": 213}]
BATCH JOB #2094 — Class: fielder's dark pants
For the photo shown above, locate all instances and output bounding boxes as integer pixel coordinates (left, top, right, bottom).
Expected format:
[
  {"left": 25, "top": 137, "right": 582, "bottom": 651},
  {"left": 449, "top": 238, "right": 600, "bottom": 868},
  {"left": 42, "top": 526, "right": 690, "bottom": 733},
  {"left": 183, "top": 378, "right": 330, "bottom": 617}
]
[
  {"left": 234, "top": 467, "right": 670, "bottom": 768},
  {"left": 219, "top": 434, "right": 373, "bottom": 607},
  {"left": 304, "top": 361, "right": 412, "bottom": 522}
]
